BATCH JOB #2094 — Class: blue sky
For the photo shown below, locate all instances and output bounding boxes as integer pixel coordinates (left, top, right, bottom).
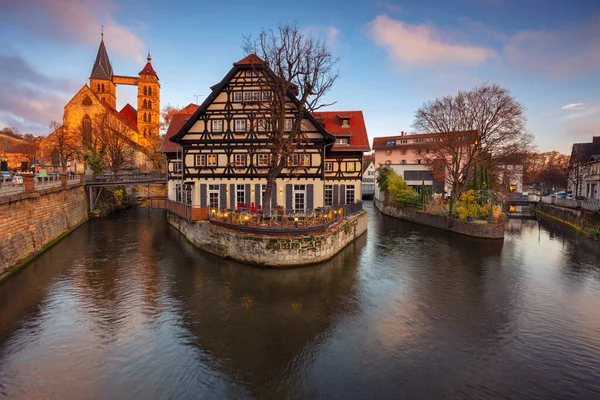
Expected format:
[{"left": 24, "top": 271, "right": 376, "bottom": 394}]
[{"left": 1, "top": 0, "right": 599, "bottom": 153}]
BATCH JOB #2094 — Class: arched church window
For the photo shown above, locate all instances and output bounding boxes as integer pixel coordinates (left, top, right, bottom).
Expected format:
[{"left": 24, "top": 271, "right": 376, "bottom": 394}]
[
  {"left": 144, "top": 128, "right": 147, "bottom": 137},
  {"left": 102, "top": 83, "right": 105, "bottom": 93},
  {"left": 148, "top": 87, "right": 152, "bottom": 96},
  {"left": 82, "top": 96, "right": 92, "bottom": 106},
  {"left": 143, "top": 113, "right": 147, "bottom": 123},
  {"left": 97, "top": 84, "right": 100, "bottom": 92},
  {"left": 51, "top": 149, "right": 60, "bottom": 166},
  {"left": 148, "top": 114, "right": 151, "bottom": 123},
  {"left": 143, "top": 99, "right": 147, "bottom": 109},
  {"left": 82, "top": 115, "right": 92, "bottom": 146},
  {"left": 148, "top": 100, "right": 152, "bottom": 109},
  {"left": 144, "top": 86, "right": 148, "bottom": 96}
]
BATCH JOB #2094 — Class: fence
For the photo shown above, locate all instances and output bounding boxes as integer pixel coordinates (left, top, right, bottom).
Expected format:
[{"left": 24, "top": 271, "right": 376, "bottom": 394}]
[
  {"left": 85, "top": 172, "right": 166, "bottom": 184},
  {"left": 1, "top": 173, "right": 83, "bottom": 199},
  {"left": 0, "top": 181, "right": 25, "bottom": 197},
  {"left": 540, "top": 196, "right": 600, "bottom": 212},
  {"left": 35, "top": 176, "right": 62, "bottom": 190}
]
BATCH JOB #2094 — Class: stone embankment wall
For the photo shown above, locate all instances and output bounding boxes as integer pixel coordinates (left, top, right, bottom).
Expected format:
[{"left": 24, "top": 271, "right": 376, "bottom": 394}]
[
  {"left": 375, "top": 199, "right": 504, "bottom": 239},
  {"left": 0, "top": 186, "right": 88, "bottom": 280},
  {"left": 535, "top": 202, "right": 600, "bottom": 234},
  {"left": 168, "top": 210, "right": 368, "bottom": 267}
]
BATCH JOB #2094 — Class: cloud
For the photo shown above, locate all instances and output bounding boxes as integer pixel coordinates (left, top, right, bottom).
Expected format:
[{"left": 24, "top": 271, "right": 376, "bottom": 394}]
[
  {"left": 0, "top": 55, "right": 76, "bottom": 134},
  {"left": 503, "top": 14, "right": 600, "bottom": 79},
  {"left": 303, "top": 25, "right": 341, "bottom": 47},
  {"left": 367, "top": 15, "right": 497, "bottom": 68},
  {"left": 327, "top": 27, "right": 340, "bottom": 43},
  {"left": 560, "top": 102, "right": 600, "bottom": 120},
  {"left": 378, "top": 1, "right": 402, "bottom": 14},
  {"left": 0, "top": 0, "right": 146, "bottom": 63}
]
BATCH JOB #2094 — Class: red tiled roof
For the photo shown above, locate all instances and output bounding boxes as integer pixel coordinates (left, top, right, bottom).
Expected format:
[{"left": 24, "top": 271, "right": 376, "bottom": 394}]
[
  {"left": 234, "top": 54, "right": 264, "bottom": 66},
  {"left": 6, "top": 143, "right": 36, "bottom": 154},
  {"left": 161, "top": 104, "right": 200, "bottom": 152},
  {"left": 312, "top": 111, "right": 370, "bottom": 152},
  {"left": 119, "top": 104, "right": 138, "bottom": 130},
  {"left": 139, "top": 61, "right": 158, "bottom": 77},
  {"left": 362, "top": 154, "right": 374, "bottom": 173},
  {"left": 372, "top": 130, "right": 478, "bottom": 150}
]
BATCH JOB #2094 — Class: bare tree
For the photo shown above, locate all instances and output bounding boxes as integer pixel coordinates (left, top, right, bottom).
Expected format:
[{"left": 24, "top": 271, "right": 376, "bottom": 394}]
[
  {"left": 45, "top": 120, "right": 79, "bottom": 172},
  {"left": 242, "top": 23, "right": 338, "bottom": 208},
  {"left": 93, "top": 112, "right": 137, "bottom": 173},
  {"left": 523, "top": 150, "right": 569, "bottom": 193},
  {"left": 413, "top": 83, "right": 533, "bottom": 199}
]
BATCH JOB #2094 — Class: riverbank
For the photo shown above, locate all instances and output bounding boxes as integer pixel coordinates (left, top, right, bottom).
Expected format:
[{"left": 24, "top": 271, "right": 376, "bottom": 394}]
[
  {"left": 534, "top": 202, "right": 600, "bottom": 240},
  {"left": 168, "top": 209, "right": 368, "bottom": 267},
  {"left": 374, "top": 198, "right": 504, "bottom": 239},
  {"left": 0, "top": 185, "right": 89, "bottom": 283}
]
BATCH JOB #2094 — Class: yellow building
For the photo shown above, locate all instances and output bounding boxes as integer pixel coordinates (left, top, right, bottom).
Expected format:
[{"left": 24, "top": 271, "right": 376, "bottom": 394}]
[{"left": 40, "top": 35, "right": 160, "bottom": 172}]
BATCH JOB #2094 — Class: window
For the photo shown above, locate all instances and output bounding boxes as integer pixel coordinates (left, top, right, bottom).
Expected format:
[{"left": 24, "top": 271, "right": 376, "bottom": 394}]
[
  {"left": 342, "top": 119, "right": 350, "bottom": 128},
  {"left": 82, "top": 115, "right": 92, "bottom": 146},
  {"left": 196, "top": 154, "right": 206, "bottom": 166},
  {"left": 385, "top": 149, "right": 392, "bottom": 156},
  {"left": 176, "top": 184, "right": 192, "bottom": 205},
  {"left": 245, "top": 70, "right": 258, "bottom": 77},
  {"left": 148, "top": 100, "right": 153, "bottom": 109},
  {"left": 399, "top": 139, "right": 408, "bottom": 144},
  {"left": 262, "top": 91, "right": 272, "bottom": 101},
  {"left": 401, "top": 160, "right": 406, "bottom": 165},
  {"left": 82, "top": 96, "right": 92, "bottom": 106},
  {"left": 417, "top": 159, "right": 422, "bottom": 164},
  {"left": 207, "top": 154, "right": 217, "bottom": 166},
  {"left": 234, "top": 119, "right": 247, "bottom": 132},
  {"left": 347, "top": 162, "right": 356, "bottom": 172},
  {"left": 252, "top": 91, "right": 261, "bottom": 101},
  {"left": 236, "top": 184, "right": 246, "bottom": 208},
  {"left": 148, "top": 113, "right": 152, "bottom": 123},
  {"left": 101, "top": 83, "right": 105, "bottom": 93},
  {"left": 212, "top": 120, "right": 223, "bottom": 132},
  {"left": 401, "top": 149, "right": 407, "bottom": 155},
  {"left": 257, "top": 154, "right": 271, "bottom": 167},
  {"left": 386, "top": 160, "right": 391, "bottom": 165},
  {"left": 208, "top": 184, "right": 220, "bottom": 210},
  {"left": 325, "top": 161, "right": 333, "bottom": 172},
  {"left": 234, "top": 154, "right": 247, "bottom": 167},
  {"left": 233, "top": 92, "right": 243, "bottom": 102},
  {"left": 346, "top": 185, "right": 355, "bottom": 204},
  {"left": 144, "top": 86, "right": 148, "bottom": 95},
  {"left": 289, "top": 154, "right": 310, "bottom": 167},
  {"left": 284, "top": 119, "right": 293, "bottom": 131},
  {"left": 148, "top": 87, "right": 152, "bottom": 96},
  {"left": 293, "top": 184, "right": 306, "bottom": 211},
  {"left": 173, "top": 161, "right": 182, "bottom": 173},
  {"left": 324, "top": 185, "right": 333, "bottom": 207},
  {"left": 257, "top": 119, "right": 270, "bottom": 132},
  {"left": 386, "top": 140, "right": 395, "bottom": 146},
  {"left": 335, "top": 138, "right": 349, "bottom": 145},
  {"left": 143, "top": 113, "right": 147, "bottom": 123},
  {"left": 243, "top": 92, "right": 252, "bottom": 102}
]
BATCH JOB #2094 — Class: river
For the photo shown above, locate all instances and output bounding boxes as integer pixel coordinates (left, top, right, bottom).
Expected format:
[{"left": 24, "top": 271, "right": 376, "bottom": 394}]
[{"left": 1, "top": 203, "right": 600, "bottom": 399}]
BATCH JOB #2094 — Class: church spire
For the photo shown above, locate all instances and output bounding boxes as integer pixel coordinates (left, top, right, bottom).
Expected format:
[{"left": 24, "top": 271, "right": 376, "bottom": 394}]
[{"left": 90, "top": 30, "right": 113, "bottom": 80}]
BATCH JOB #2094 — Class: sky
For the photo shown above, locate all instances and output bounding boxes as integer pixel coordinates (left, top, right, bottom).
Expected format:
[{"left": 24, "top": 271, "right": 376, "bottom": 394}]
[{"left": 0, "top": 0, "right": 599, "bottom": 153}]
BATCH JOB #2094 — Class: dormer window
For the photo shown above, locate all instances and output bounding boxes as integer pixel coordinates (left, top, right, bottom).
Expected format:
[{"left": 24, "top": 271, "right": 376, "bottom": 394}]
[
  {"left": 335, "top": 138, "right": 349, "bottom": 145},
  {"left": 341, "top": 119, "right": 350, "bottom": 128}
]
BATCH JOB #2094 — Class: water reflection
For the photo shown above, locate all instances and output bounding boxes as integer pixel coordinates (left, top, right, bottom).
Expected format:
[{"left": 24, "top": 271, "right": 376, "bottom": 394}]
[{"left": 0, "top": 204, "right": 599, "bottom": 399}]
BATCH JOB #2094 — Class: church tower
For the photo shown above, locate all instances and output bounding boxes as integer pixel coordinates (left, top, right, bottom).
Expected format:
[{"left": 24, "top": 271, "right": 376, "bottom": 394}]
[
  {"left": 89, "top": 33, "right": 116, "bottom": 109},
  {"left": 137, "top": 51, "right": 160, "bottom": 141}
]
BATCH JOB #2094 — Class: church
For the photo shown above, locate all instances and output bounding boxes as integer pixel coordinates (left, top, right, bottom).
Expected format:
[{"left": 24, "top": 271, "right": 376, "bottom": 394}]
[{"left": 40, "top": 34, "right": 160, "bottom": 173}]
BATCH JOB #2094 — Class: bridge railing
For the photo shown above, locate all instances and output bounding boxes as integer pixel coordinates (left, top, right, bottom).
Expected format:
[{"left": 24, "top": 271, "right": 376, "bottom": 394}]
[
  {"left": 85, "top": 172, "right": 166, "bottom": 184},
  {"left": 541, "top": 197, "right": 600, "bottom": 212}
]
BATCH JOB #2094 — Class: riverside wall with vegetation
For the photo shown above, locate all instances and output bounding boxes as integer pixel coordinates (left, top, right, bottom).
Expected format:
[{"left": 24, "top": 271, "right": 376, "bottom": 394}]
[
  {"left": 375, "top": 198, "right": 505, "bottom": 239},
  {"left": 535, "top": 202, "right": 600, "bottom": 240},
  {"left": 0, "top": 185, "right": 88, "bottom": 281},
  {"left": 168, "top": 210, "right": 368, "bottom": 267}
]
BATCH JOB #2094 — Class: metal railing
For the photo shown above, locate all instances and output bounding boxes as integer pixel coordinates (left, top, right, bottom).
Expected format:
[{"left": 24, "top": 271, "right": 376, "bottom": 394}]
[
  {"left": 85, "top": 172, "right": 166, "bottom": 184},
  {"left": 540, "top": 196, "right": 600, "bottom": 212},
  {"left": 0, "top": 180, "right": 25, "bottom": 197}
]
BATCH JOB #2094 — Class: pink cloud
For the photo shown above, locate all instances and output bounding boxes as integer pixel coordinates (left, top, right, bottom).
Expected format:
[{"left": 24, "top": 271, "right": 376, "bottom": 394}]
[
  {"left": 503, "top": 14, "right": 600, "bottom": 79},
  {"left": 1, "top": 0, "right": 146, "bottom": 64},
  {"left": 367, "top": 15, "right": 497, "bottom": 68}
]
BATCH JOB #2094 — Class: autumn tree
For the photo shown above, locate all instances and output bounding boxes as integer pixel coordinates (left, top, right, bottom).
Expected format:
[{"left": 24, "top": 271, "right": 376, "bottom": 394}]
[
  {"left": 160, "top": 104, "right": 180, "bottom": 135},
  {"left": 45, "top": 120, "right": 79, "bottom": 172},
  {"left": 523, "top": 150, "right": 569, "bottom": 193},
  {"left": 242, "top": 23, "right": 338, "bottom": 209},
  {"left": 92, "top": 112, "right": 137, "bottom": 173},
  {"left": 413, "top": 83, "right": 532, "bottom": 201}
]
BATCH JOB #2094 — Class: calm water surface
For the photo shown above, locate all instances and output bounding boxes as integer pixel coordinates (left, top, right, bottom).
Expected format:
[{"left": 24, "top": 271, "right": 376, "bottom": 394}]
[{"left": 1, "top": 203, "right": 600, "bottom": 399}]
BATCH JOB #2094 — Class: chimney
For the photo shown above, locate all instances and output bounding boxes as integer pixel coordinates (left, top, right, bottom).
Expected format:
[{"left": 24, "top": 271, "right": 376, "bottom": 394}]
[
  {"left": 593, "top": 136, "right": 600, "bottom": 144},
  {"left": 401, "top": 131, "right": 405, "bottom": 136}
]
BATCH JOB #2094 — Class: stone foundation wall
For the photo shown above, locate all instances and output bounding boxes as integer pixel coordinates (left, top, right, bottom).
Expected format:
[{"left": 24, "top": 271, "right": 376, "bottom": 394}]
[
  {"left": 535, "top": 202, "right": 600, "bottom": 230},
  {"left": 0, "top": 185, "right": 88, "bottom": 280},
  {"left": 168, "top": 210, "right": 368, "bottom": 267},
  {"left": 375, "top": 199, "right": 504, "bottom": 239}
]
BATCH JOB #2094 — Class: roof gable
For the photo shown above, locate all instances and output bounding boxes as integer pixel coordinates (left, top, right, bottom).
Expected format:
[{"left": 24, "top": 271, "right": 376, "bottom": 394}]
[
  {"left": 161, "top": 104, "right": 199, "bottom": 152},
  {"left": 313, "top": 111, "right": 370, "bottom": 152},
  {"left": 90, "top": 39, "right": 113, "bottom": 80}
]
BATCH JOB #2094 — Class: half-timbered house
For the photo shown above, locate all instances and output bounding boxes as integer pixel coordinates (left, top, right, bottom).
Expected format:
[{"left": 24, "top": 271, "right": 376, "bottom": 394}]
[{"left": 163, "top": 55, "right": 370, "bottom": 213}]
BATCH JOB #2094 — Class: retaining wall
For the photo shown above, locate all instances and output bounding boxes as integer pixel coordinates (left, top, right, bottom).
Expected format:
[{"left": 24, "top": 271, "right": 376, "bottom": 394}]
[
  {"left": 168, "top": 210, "right": 368, "bottom": 267},
  {"left": 0, "top": 185, "right": 88, "bottom": 281},
  {"left": 535, "top": 202, "right": 600, "bottom": 231},
  {"left": 375, "top": 199, "right": 504, "bottom": 239}
]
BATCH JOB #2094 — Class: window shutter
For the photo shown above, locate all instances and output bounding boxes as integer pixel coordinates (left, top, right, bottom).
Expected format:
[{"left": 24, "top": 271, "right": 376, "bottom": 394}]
[
  {"left": 220, "top": 184, "right": 226, "bottom": 209},
  {"left": 333, "top": 185, "right": 339, "bottom": 206},
  {"left": 340, "top": 185, "right": 346, "bottom": 205},
  {"left": 271, "top": 183, "right": 277, "bottom": 208},
  {"left": 307, "top": 184, "right": 314, "bottom": 211},
  {"left": 230, "top": 184, "right": 235, "bottom": 209},
  {"left": 245, "top": 184, "right": 251, "bottom": 208},
  {"left": 255, "top": 184, "right": 261, "bottom": 207},
  {"left": 200, "top": 184, "right": 207, "bottom": 207},
  {"left": 286, "top": 184, "right": 293, "bottom": 210}
]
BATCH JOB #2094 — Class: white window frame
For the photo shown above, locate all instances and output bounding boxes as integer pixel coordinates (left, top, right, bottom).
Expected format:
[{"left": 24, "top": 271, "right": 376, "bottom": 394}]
[
  {"left": 257, "top": 119, "right": 270, "bottom": 132},
  {"left": 293, "top": 184, "right": 306, "bottom": 212},
  {"left": 195, "top": 154, "right": 206, "bottom": 167},
  {"left": 262, "top": 91, "right": 272, "bottom": 101},
  {"left": 325, "top": 161, "right": 333, "bottom": 172},
  {"left": 257, "top": 154, "right": 270, "bottom": 167},
  {"left": 346, "top": 184, "right": 355, "bottom": 204},
  {"left": 284, "top": 119, "right": 293, "bottom": 131},
  {"left": 290, "top": 154, "right": 310, "bottom": 167},
  {"left": 236, "top": 184, "right": 246, "bottom": 208},
  {"left": 207, "top": 154, "right": 217, "bottom": 167},
  {"left": 347, "top": 162, "right": 356, "bottom": 172},
  {"left": 324, "top": 184, "right": 333, "bottom": 207},
  {"left": 335, "top": 138, "right": 349, "bottom": 145},
  {"left": 233, "top": 92, "right": 243, "bottom": 102},
  {"left": 252, "top": 91, "right": 261, "bottom": 101},
  {"left": 211, "top": 120, "right": 223, "bottom": 132},
  {"left": 234, "top": 119, "right": 247, "bottom": 132},
  {"left": 234, "top": 154, "right": 247, "bottom": 167},
  {"left": 208, "top": 184, "right": 220, "bottom": 210},
  {"left": 243, "top": 92, "right": 252, "bottom": 102},
  {"left": 245, "top": 70, "right": 258, "bottom": 77},
  {"left": 173, "top": 160, "right": 182, "bottom": 173}
]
